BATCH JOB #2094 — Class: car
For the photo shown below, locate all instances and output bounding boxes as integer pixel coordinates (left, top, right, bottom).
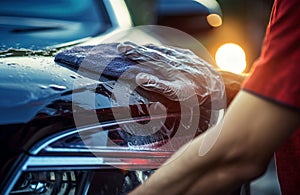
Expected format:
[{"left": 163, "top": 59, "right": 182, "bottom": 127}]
[{"left": 0, "top": 1, "right": 226, "bottom": 195}]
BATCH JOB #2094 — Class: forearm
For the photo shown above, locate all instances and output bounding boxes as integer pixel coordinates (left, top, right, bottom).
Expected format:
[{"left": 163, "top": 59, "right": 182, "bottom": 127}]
[
  {"left": 129, "top": 123, "right": 252, "bottom": 195},
  {"left": 130, "top": 91, "right": 300, "bottom": 195},
  {"left": 129, "top": 134, "right": 223, "bottom": 195},
  {"left": 184, "top": 91, "right": 300, "bottom": 194},
  {"left": 129, "top": 133, "right": 254, "bottom": 195}
]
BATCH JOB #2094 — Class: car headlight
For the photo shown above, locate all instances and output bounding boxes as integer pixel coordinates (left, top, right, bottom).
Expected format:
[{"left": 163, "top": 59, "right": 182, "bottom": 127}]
[
  {"left": 4, "top": 96, "right": 222, "bottom": 195},
  {"left": 6, "top": 115, "right": 178, "bottom": 195},
  {"left": 2, "top": 74, "right": 222, "bottom": 195}
]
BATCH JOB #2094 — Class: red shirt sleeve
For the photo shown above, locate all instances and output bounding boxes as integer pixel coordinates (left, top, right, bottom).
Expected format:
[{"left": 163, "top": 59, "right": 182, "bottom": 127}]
[
  {"left": 242, "top": 1, "right": 300, "bottom": 194},
  {"left": 242, "top": 0, "right": 300, "bottom": 110}
]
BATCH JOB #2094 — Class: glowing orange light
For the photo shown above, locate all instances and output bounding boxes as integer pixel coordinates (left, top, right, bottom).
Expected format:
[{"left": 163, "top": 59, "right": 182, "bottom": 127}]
[
  {"left": 207, "top": 14, "right": 222, "bottom": 27},
  {"left": 215, "top": 43, "right": 247, "bottom": 74}
]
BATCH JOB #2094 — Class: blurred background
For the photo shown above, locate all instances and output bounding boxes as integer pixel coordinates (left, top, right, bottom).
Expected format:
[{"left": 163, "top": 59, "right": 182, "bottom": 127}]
[{"left": 125, "top": 0, "right": 274, "bottom": 74}]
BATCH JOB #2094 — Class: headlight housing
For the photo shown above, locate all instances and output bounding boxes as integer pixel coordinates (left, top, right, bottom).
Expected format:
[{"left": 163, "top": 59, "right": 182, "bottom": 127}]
[{"left": 5, "top": 114, "right": 180, "bottom": 195}]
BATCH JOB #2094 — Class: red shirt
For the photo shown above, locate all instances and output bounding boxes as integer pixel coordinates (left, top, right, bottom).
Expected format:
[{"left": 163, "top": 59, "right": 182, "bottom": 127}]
[{"left": 242, "top": 0, "right": 300, "bottom": 194}]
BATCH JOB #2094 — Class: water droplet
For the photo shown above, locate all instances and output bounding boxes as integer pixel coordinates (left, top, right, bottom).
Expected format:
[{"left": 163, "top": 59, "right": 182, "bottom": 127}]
[
  {"left": 7, "top": 62, "right": 18, "bottom": 66},
  {"left": 70, "top": 75, "right": 76, "bottom": 79},
  {"left": 48, "top": 84, "right": 67, "bottom": 91}
]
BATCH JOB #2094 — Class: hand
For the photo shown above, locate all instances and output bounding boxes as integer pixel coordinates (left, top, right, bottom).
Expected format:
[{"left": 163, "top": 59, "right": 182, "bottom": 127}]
[{"left": 117, "top": 42, "right": 225, "bottom": 107}]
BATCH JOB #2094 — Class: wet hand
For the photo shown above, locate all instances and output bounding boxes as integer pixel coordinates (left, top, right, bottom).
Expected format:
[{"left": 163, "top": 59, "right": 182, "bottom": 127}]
[{"left": 117, "top": 41, "right": 225, "bottom": 105}]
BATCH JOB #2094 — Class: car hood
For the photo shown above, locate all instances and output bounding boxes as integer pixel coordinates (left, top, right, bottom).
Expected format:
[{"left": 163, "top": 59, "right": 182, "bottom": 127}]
[
  {"left": 0, "top": 55, "right": 167, "bottom": 154},
  {"left": 0, "top": 56, "right": 113, "bottom": 125}
]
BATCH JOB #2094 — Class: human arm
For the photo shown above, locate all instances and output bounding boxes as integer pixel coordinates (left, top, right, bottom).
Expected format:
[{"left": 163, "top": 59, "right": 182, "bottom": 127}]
[{"left": 129, "top": 90, "right": 300, "bottom": 195}]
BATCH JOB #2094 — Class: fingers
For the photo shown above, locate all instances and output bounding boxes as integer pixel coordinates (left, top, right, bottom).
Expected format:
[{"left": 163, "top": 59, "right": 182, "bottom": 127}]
[
  {"left": 118, "top": 42, "right": 181, "bottom": 69},
  {"left": 136, "top": 73, "right": 171, "bottom": 93},
  {"left": 136, "top": 73, "right": 198, "bottom": 101},
  {"left": 118, "top": 41, "right": 156, "bottom": 61},
  {"left": 145, "top": 44, "right": 197, "bottom": 60},
  {"left": 136, "top": 73, "right": 179, "bottom": 101},
  {"left": 145, "top": 44, "right": 185, "bottom": 59},
  {"left": 118, "top": 42, "right": 212, "bottom": 71},
  {"left": 118, "top": 42, "right": 225, "bottom": 103},
  {"left": 145, "top": 44, "right": 210, "bottom": 70}
]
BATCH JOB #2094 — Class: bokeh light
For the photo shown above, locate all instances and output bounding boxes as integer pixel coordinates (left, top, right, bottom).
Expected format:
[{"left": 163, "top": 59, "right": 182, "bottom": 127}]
[
  {"left": 206, "top": 14, "right": 222, "bottom": 27},
  {"left": 215, "top": 43, "right": 247, "bottom": 74}
]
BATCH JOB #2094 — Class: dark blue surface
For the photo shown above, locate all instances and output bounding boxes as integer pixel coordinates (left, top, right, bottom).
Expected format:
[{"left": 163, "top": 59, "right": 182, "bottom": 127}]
[
  {"left": 0, "top": 56, "right": 103, "bottom": 124},
  {"left": 0, "top": 0, "right": 110, "bottom": 50},
  {"left": 54, "top": 43, "right": 157, "bottom": 80}
]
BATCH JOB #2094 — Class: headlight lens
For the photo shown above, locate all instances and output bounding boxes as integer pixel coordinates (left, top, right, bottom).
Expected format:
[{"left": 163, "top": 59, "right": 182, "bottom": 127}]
[{"left": 8, "top": 115, "right": 178, "bottom": 195}]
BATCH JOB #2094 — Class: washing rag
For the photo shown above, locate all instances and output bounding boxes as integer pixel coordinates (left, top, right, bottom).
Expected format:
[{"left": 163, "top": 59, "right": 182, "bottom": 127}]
[{"left": 54, "top": 43, "right": 157, "bottom": 81}]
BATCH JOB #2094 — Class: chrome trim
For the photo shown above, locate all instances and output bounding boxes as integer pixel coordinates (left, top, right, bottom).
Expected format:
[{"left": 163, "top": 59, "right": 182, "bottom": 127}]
[
  {"left": 5, "top": 154, "right": 162, "bottom": 195},
  {"left": 22, "top": 156, "right": 166, "bottom": 171},
  {"left": 29, "top": 114, "right": 171, "bottom": 155},
  {"left": 23, "top": 157, "right": 104, "bottom": 170},
  {"left": 0, "top": 155, "right": 29, "bottom": 195},
  {"left": 44, "top": 147, "right": 173, "bottom": 158}
]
